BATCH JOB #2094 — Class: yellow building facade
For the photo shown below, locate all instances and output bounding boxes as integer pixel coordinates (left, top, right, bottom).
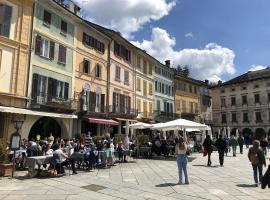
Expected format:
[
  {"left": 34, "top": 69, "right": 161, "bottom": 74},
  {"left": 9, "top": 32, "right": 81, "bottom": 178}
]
[
  {"left": 0, "top": 0, "right": 34, "bottom": 139},
  {"left": 174, "top": 73, "right": 201, "bottom": 121}
]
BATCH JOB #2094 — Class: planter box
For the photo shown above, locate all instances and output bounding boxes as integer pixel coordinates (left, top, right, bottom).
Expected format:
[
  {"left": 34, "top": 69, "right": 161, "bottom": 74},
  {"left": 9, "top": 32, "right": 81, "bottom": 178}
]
[{"left": 0, "top": 163, "right": 13, "bottom": 177}]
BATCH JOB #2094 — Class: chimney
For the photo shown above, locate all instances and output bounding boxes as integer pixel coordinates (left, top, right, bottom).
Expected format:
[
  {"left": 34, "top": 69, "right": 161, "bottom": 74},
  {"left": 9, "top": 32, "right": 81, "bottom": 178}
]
[
  {"left": 165, "top": 60, "right": 170, "bottom": 67},
  {"left": 218, "top": 80, "right": 222, "bottom": 85},
  {"left": 205, "top": 80, "right": 209, "bottom": 85}
]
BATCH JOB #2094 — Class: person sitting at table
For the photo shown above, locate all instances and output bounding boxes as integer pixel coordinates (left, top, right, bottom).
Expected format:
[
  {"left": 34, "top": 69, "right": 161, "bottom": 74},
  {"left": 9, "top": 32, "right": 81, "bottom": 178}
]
[
  {"left": 27, "top": 139, "right": 40, "bottom": 157},
  {"left": 84, "top": 143, "right": 96, "bottom": 170},
  {"left": 74, "top": 140, "right": 84, "bottom": 152},
  {"left": 54, "top": 144, "right": 77, "bottom": 175}
]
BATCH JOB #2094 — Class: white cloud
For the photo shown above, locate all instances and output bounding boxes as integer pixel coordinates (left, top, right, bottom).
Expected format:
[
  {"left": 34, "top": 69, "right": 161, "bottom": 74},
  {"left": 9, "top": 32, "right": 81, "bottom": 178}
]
[
  {"left": 184, "top": 32, "right": 193, "bottom": 38},
  {"left": 248, "top": 65, "right": 267, "bottom": 72},
  {"left": 132, "top": 27, "right": 236, "bottom": 82},
  {"left": 74, "top": 0, "right": 176, "bottom": 39}
]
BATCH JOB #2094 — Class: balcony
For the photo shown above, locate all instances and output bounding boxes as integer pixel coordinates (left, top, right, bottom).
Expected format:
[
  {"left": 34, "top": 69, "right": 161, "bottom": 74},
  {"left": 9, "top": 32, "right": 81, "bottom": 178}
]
[
  {"left": 108, "top": 105, "right": 137, "bottom": 118},
  {"left": 31, "top": 92, "right": 73, "bottom": 112},
  {"left": 153, "top": 110, "right": 178, "bottom": 122}
]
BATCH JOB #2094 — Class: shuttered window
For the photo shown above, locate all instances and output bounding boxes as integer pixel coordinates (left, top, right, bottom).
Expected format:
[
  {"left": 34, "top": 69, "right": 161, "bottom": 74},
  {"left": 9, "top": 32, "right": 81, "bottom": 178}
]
[
  {"left": 136, "top": 99, "right": 141, "bottom": 112},
  {"left": 136, "top": 78, "right": 141, "bottom": 91},
  {"left": 143, "top": 81, "right": 147, "bottom": 97},
  {"left": 61, "top": 20, "right": 67, "bottom": 35},
  {"left": 58, "top": 45, "right": 66, "bottom": 64},
  {"left": 35, "top": 35, "right": 54, "bottom": 60},
  {"left": 115, "top": 66, "right": 121, "bottom": 81},
  {"left": 83, "top": 59, "right": 90, "bottom": 74},
  {"left": 149, "top": 102, "right": 153, "bottom": 113},
  {"left": 0, "top": 4, "right": 12, "bottom": 38},
  {"left": 143, "top": 101, "right": 147, "bottom": 116},
  {"left": 95, "top": 64, "right": 102, "bottom": 78},
  {"left": 82, "top": 32, "right": 105, "bottom": 53},
  {"left": 149, "top": 83, "right": 153, "bottom": 95},
  {"left": 43, "top": 10, "right": 51, "bottom": 25},
  {"left": 114, "top": 41, "right": 131, "bottom": 62},
  {"left": 124, "top": 71, "right": 129, "bottom": 85}
]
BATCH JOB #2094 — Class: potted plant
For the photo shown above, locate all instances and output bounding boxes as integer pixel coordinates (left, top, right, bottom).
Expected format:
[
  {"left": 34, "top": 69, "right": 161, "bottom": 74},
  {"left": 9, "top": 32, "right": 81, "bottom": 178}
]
[{"left": 0, "top": 138, "right": 12, "bottom": 177}]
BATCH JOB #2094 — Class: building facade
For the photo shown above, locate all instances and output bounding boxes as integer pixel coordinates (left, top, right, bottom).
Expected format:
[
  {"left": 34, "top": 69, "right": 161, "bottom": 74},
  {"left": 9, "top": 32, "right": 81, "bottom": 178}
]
[
  {"left": 198, "top": 80, "right": 212, "bottom": 126},
  {"left": 174, "top": 72, "right": 200, "bottom": 121},
  {"left": 211, "top": 68, "right": 270, "bottom": 139},
  {"left": 74, "top": 20, "right": 110, "bottom": 136},
  {"left": 0, "top": 0, "right": 34, "bottom": 139},
  {"left": 24, "top": 0, "right": 78, "bottom": 140},
  {"left": 153, "top": 60, "right": 175, "bottom": 122},
  {"left": 135, "top": 51, "right": 155, "bottom": 122}
]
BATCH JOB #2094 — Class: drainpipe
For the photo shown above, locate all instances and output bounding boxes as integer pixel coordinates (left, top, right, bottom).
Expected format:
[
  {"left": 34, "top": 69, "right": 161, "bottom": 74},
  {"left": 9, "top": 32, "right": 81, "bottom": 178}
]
[
  {"left": 25, "top": 1, "right": 35, "bottom": 107},
  {"left": 106, "top": 39, "right": 112, "bottom": 118}
]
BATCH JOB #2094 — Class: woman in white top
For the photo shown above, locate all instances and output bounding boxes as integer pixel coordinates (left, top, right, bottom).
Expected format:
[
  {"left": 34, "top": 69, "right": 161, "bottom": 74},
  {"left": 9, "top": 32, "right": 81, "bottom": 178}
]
[{"left": 175, "top": 136, "right": 189, "bottom": 184}]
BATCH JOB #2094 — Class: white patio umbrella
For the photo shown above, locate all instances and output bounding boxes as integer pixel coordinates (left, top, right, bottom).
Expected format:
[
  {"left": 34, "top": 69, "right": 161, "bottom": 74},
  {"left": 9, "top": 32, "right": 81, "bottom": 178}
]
[
  {"left": 126, "top": 122, "right": 153, "bottom": 129},
  {"left": 151, "top": 118, "right": 208, "bottom": 131}
]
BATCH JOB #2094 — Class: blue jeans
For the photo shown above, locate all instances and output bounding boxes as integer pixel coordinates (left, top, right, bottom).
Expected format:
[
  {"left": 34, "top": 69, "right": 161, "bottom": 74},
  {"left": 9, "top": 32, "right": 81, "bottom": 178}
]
[
  {"left": 177, "top": 154, "right": 189, "bottom": 184},
  {"left": 252, "top": 164, "right": 263, "bottom": 184},
  {"left": 232, "top": 146, "right": 237, "bottom": 156}
]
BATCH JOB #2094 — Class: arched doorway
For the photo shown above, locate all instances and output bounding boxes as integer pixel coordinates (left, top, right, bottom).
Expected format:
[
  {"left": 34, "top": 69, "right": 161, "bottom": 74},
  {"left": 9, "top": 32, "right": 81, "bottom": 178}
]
[
  {"left": 28, "top": 117, "right": 61, "bottom": 141},
  {"left": 231, "top": 128, "right": 237, "bottom": 136},
  {"left": 242, "top": 128, "right": 252, "bottom": 137},
  {"left": 255, "top": 128, "right": 266, "bottom": 140}
]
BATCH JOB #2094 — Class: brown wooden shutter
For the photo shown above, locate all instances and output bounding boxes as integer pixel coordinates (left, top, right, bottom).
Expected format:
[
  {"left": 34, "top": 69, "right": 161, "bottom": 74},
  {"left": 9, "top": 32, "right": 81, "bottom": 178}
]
[
  {"left": 113, "top": 92, "right": 116, "bottom": 112},
  {"left": 64, "top": 82, "right": 69, "bottom": 100},
  {"left": 49, "top": 41, "right": 55, "bottom": 60},
  {"left": 120, "top": 94, "right": 125, "bottom": 113},
  {"left": 101, "top": 94, "right": 105, "bottom": 112},
  {"left": 32, "top": 74, "right": 38, "bottom": 100},
  {"left": 128, "top": 96, "right": 131, "bottom": 114},
  {"left": 101, "top": 43, "right": 105, "bottom": 53},
  {"left": 47, "top": 78, "right": 53, "bottom": 101},
  {"left": 35, "top": 35, "right": 42, "bottom": 55},
  {"left": 82, "top": 32, "right": 86, "bottom": 44}
]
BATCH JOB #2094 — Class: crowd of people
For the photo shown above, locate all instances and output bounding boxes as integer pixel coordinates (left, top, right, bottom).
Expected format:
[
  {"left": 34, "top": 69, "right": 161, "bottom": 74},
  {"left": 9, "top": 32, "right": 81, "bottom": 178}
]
[{"left": 174, "top": 133, "right": 270, "bottom": 188}]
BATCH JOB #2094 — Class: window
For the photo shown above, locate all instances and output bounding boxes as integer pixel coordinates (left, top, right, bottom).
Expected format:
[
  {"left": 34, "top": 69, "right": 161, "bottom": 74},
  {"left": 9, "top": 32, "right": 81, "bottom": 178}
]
[
  {"left": 149, "top": 64, "right": 152, "bottom": 75},
  {"left": 194, "top": 86, "right": 197, "bottom": 94},
  {"left": 113, "top": 92, "right": 120, "bottom": 112},
  {"left": 95, "top": 92, "right": 101, "bottom": 112},
  {"left": 231, "top": 88, "right": 235, "bottom": 92},
  {"left": 221, "top": 98, "right": 226, "bottom": 107},
  {"left": 242, "top": 95, "right": 247, "bottom": 105},
  {"left": 115, "top": 66, "right": 121, "bottom": 81},
  {"left": 231, "top": 97, "right": 236, "bottom": 106},
  {"left": 232, "top": 113, "right": 237, "bottom": 123},
  {"left": 255, "top": 111, "right": 262, "bottom": 122},
  {"left": 176, "top": 100, "right": 181, "bottom": 111},
  {"left": 83, "top": 32, "right": 105, "bottom": 53},
  {"left": 155, "top": 81, "right": 158, "bottom": 92},
  {"left": 195, "top": 103, "right": 198, "bottom": 113},
  {"left": 143, "top": 60, "right": 147, "bottom": 74},
  {"left": 189, "top": 85, "right": 192, "bottom": 93},
  {"left": 35, "top": 35, "right": 55, "bottom": 60},
  {"left": 0, "top": 4, "right": 12, "bottom": 37},
  {"left": 61, "top": 20, "right": 67, "bottom": 35},
  {"left": 143, "top": 80, "right": 147, "bottom": 96},
  {"left": 221, "top": 113, "right": 227, "bottom": 123},
  {"left": 242, "top": 86, "right": 247, "bottom": 90},
  {"left": 58, "top": 45, "right": 66, "bottom": 64},
  {"left": 149, "top": 83, "right": 153, "bottom": 95},
  {"left": 254, "top": 84, "right": 259, "bottom": 89},
  {"left": 161, "top": 83, "right": 164, "bottom": 94},
  {"left": 158, "top": 82, "right": 161, "bottom": 93},
  {"left": 137, "top": 56, "right": 141, "bottom": 69},
  {"left": 114, "top": 41, "right": 131, "bottom": 61},
  {"left": 95, "top": 64, "right": 102, "bottom": 78},
  {"left": 143, "top": 101, "right": 147, "bottom": 116},
  {"left": 189, "top": 102, "right": 193, "bottom": 113},
  {"left": 149, "top": 102, "right": 153, "bottom": 113},
  {"left": 221, "top": 89, "right": 225, "bottom": 93},
  {"left": 268, "top": 93, "right": 270, "bottom": 102},
  {"left": 254, "top": 94, "right": 260, "bottom": 104},
  {"left": 136, "top": 78, "right": 141, "bottom": 91},
  {"left": 136, "top": 99, "right": 141, "bottom": 112},
  {"left": 43, "top": 10, "right": 51, "bottom": 25},
  {"left": 124, "top": 71, "right": 129, "bottom": 85},
  {"left": 182, "top": 100, "right": 186, "bottom": 112},
  {"left": 243, "top": 113, "right": 249, "bottom": 123},
  {"left": 83, "top": 59, "right": 90, "bottom": 74}
]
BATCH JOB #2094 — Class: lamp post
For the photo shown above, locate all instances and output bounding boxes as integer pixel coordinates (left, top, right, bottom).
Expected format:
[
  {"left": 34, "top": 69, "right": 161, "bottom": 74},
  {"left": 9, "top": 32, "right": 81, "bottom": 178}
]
[{"left": 10, "top": 120, "right": 23, "bottom": 178}]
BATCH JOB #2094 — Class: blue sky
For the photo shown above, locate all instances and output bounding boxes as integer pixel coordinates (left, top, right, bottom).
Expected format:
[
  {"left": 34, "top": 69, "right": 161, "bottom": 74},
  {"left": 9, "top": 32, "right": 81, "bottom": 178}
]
[
  {"left": 134, "top": 0, "right": 270, "bottom": 80},
  {"left": 75, "top": 0, "right": 270, "bottom": 82}
]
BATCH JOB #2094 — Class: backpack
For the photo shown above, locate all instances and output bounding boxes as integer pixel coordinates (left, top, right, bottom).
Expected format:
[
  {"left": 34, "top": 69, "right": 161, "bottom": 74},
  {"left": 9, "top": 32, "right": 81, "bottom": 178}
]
[{"left": 250, "top": 151, "right": 259, "bottom": 164}]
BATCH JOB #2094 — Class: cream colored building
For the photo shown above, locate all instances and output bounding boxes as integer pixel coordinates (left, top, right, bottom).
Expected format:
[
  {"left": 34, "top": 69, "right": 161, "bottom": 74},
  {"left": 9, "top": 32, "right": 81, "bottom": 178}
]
[
  {"left": 0, "top": 0, "right": 34, "bottom": 139},
  {"left": 211, "top": 68, "right": 270, "bottom": 139}
]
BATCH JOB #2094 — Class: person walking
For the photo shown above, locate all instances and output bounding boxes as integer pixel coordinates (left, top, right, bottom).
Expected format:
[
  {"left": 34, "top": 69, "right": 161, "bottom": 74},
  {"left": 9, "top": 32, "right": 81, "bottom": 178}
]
[
  {"left": 248, "top": 140, "right": 266, "bottom": 187},
  {"left": 260, "top": 138, "right": 268, "bottom": 156},
  {"left": 203, "top": 135, "right": 213, "bottom": 166},
  {"left": 229, "top": 135, "right": 238, "bottom": 157},
  {"left": 175, "top": 137, "right": 189, "bottom": 185},
  {"left": 237, "top": 135, "right": 244, "bottom": 154},
  {"left": 215, "top": 135, "right": 227, "bottom": 166}
]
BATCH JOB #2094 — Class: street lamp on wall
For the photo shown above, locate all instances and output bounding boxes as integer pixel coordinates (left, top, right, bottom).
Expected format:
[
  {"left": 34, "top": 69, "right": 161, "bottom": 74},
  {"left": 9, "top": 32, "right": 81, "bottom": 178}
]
[{"left": 13, "top": 120, "right": 24, "bottom": 131}]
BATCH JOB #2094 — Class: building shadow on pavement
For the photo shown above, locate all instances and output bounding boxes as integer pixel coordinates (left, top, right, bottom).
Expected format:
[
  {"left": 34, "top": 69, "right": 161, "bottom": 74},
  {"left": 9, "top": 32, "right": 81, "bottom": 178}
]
[
  {"left": 156, "top": 183, "right": 178, "bottom": 187},
  {"left": 192, "top": 164, "right": 219, "bottom": 168},
  {"left": 236, "top": 184, "right": 257, "bottom": 188}
]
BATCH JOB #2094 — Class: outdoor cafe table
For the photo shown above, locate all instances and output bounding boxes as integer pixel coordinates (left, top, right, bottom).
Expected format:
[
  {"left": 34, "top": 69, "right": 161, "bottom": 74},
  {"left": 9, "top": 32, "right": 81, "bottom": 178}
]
[{"left": 25, "top": 155, "right": 53, "bottom": 178}]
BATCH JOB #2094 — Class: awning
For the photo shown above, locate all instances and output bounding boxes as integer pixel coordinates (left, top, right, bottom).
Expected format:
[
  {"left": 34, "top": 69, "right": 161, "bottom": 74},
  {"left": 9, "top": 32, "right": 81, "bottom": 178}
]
[
  {"left": 0, "top": 106, "right": 77, "bottom": 119},
  {"left": 87, "top": 117, "right": 119, "bottom": 125},
  {"left": 115, "top": 118, "right": 137, "bottom": 122}
]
